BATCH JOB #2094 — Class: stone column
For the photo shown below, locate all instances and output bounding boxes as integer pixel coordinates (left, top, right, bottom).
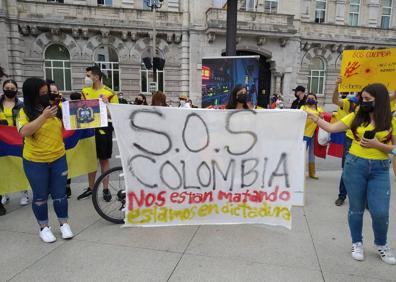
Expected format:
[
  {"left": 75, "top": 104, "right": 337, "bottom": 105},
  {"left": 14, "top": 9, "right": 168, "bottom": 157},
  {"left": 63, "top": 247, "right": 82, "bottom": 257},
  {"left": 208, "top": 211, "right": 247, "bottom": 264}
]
[
  {"left": 274, "top": 72, "right": 282, "bottom": 94},
  {"left": 335, "top": 0, "right": 346, "bottom": 25},
  {"left": 0, "top": 1, "right": 10, "bottom": 77},
  {"left": 367, "top": 0, "right": 380, "bottom": 27}
]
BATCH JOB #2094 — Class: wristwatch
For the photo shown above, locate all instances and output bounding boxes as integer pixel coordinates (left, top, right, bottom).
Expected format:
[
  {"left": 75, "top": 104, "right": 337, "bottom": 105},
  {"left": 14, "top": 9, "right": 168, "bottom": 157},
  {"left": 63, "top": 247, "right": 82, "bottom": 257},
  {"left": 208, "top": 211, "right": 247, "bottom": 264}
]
[{"left": 391, "top": 147, "right": 396, "bottom": 155}]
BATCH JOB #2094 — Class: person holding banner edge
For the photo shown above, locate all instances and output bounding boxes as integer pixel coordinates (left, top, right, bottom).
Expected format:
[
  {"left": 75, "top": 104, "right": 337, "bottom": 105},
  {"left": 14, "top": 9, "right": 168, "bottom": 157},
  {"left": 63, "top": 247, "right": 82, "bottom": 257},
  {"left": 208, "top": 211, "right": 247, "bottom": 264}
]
[
  {"left": 306, "top": 83, "right": 396, "bottom": 265},
  {"left": 77, "top": 65, "right": 119, "bottom": 201},
  {"left": 0, "top": 79, "right": 30, "bottom": 215},
  {"left": 17, "top": 77, "right": 73, "bottom": 243}
]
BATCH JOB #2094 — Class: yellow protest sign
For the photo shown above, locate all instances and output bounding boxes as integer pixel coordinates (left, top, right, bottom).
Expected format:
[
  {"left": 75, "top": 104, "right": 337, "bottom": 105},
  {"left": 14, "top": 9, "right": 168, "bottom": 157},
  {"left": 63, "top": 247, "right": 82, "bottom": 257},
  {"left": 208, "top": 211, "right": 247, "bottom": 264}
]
[{"left": 339, "top": 48, "right": 396, "bottom": 92}]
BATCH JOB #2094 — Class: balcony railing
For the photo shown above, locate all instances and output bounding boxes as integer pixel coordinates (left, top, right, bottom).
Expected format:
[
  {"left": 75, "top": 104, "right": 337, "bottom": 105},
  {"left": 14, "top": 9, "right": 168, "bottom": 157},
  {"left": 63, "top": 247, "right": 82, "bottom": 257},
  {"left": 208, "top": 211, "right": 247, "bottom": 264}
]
[
  {"left": 16, "top": 0, "right": 183, "bottom": 31},
  {"left": 206, "top": 8, "right": 297, "bottom": 35}
]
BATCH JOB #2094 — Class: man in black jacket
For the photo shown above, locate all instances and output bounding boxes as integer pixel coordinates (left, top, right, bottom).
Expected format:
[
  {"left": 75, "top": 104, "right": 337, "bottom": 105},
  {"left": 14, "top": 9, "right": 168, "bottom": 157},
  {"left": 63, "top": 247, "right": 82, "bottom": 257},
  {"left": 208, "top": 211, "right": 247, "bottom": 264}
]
[{"left": 291, "top": 85, "right": 306, "bottom": 109}]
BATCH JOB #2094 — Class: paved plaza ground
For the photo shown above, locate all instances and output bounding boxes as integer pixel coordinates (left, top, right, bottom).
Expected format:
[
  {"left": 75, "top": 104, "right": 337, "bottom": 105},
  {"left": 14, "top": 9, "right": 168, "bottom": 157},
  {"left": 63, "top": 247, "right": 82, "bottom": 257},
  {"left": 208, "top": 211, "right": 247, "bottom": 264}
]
[{"left": 1, "top": 165, "right": 396, "bottom": 281}]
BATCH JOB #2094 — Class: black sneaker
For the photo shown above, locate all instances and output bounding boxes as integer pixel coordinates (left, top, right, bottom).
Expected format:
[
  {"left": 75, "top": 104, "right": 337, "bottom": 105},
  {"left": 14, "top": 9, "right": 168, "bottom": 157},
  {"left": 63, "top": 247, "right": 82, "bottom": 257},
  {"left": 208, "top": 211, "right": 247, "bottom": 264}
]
[
  {"left": 0, "top": 202, "right": 6, "bottom": 216},
  {"left": 335, "top": 197, "right": 345, "bottom": 206},
  {"left": 66, "top": 187, "right": 72, "bottom": 198},
  {"left": 103, "top": 189, "right": 112, "bottom": 202},
  {"left": 77, "top": 188, "right": 92, "bottom": 200}
]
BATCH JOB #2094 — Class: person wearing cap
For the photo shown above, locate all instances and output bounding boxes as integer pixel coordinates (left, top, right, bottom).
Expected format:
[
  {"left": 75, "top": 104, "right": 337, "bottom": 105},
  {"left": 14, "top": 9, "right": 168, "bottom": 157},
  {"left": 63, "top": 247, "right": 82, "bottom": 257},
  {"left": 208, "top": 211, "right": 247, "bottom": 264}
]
[
  {"left": 291, "top": 86, "right": 306, "bottom": 109},
  {"left": 179, "top": 95, "right": 191, "bottom": 108}
]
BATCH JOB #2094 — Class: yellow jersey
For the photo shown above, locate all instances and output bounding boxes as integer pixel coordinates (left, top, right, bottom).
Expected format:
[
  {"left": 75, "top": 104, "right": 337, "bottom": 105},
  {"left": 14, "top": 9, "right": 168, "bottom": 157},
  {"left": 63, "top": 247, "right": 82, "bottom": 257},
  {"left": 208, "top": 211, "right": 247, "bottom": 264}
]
[
  {"left": 0, "top": 111, "right": 7, "bottom": 125},
  {"left": 3, "top": 106, "right": 13, "bottom": 126},
  {"left": 17, "top": 109, "right": 65, "bottom": 163},
  {"left": 81, "top": 86, "right": 119, "bottom": 104},
  {"left": 341, "top": 113, "right": 395, "bottom": 160},
  {"left": 391, "top": 99, "right": 396, "bottom": 113},
  {"left": 301, "top": 105, "right": 324, "bottom": 138}
]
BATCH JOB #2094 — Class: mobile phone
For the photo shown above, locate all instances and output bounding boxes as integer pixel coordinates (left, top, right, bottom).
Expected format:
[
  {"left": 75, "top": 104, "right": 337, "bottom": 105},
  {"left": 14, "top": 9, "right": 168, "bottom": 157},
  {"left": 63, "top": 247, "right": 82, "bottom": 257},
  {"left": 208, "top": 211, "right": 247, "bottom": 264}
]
[{"left": 363, "top": 130, "right": 375, "bottom": 139}]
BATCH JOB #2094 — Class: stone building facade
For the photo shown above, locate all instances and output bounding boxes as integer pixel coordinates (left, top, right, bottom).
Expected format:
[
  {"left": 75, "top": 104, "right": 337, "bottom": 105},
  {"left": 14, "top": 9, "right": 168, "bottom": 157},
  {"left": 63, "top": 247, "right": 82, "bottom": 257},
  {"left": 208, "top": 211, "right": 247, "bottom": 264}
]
[{"left": 1, "top": 0, "right": 396, "bottom": 106}]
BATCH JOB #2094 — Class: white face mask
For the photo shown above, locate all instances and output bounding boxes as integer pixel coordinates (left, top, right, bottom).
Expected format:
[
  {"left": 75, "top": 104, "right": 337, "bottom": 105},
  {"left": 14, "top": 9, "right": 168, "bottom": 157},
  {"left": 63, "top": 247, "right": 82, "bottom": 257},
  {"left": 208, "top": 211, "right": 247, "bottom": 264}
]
[{"left": 84, "top": 76, "right": 93, "bottom": 87}]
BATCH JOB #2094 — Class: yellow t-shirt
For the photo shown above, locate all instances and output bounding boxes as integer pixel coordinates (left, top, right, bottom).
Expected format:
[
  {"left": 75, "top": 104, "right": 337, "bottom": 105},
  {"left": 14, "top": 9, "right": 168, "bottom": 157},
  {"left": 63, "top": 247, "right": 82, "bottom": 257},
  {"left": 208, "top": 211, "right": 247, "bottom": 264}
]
[
  {"left": 3, "top": 106, "right": 13, "bottom": 126},
  {"left": 0, "top": 111, "right": 7, "bottom": 125},
  {"left": 17, "top": 109, "right": 65, "bottom": 163},
  {"left": 341, "top": 113, "right": 395, "bottom": 160},
  {"left": 301, "top": 105, "right": 324, "bottom": 138},
  {"left": 391, "top": 100, "right": 396, "bottom": 113},
  {"left": 81, "top": 86, "right": 119, "bottom": 104},
  {"left": 335, "top": 99, "right": 352, "bottom": 121}
]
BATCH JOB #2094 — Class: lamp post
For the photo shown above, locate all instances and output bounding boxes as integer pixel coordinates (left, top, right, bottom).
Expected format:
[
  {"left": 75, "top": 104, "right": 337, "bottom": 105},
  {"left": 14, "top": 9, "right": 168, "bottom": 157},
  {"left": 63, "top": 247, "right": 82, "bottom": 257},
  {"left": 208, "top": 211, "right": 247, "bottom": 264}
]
[
  {"left": 145, "top": 0, "right": 163, "bottom": 91},
  {"left": 226, "top": 0, "right": 237, "bottom": 56}
]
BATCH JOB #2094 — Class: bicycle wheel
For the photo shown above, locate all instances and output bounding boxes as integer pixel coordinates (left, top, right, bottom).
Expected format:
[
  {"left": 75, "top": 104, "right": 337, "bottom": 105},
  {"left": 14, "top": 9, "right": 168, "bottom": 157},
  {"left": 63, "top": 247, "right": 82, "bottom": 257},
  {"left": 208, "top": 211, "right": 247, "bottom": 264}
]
[{"left": 92, "top": 166, "right": 125, "bottom": 224}]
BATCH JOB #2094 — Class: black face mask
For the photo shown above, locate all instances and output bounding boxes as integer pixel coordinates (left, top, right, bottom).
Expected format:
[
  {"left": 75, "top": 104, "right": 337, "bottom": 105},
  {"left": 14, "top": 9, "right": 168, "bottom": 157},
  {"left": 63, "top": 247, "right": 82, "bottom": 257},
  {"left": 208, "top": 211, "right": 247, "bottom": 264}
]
[
  {"left": 39, "top": 94, "right": 51, "bottom": 108},
  {"left": 3, "top": 90, "right": 17, "bottom": 99},
  {"left": 135, "top": 99, "right": 143, "bottom": 105},
  {"left": 49, "top": 93, "right": 60, "bottom": 101},
  {"left": 360, "top": 101, "right": 375, "bottom": 113},
  {"left": 236, "top": 94, "right": 248, "bottom": 104},
  {"left": 306, "top": 98, "right": 317, "bottom": 105}
]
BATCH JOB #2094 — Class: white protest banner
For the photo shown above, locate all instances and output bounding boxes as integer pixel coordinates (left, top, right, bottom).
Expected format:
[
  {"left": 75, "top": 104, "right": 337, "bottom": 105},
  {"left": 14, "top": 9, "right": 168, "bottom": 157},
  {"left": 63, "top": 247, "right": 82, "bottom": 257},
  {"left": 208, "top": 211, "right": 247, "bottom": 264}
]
[
  {"left": 62, "top": 99, "right": 108, "bottom": 130},
  {"left": 109, "top": 105, "right": 306, "bottom": 229}
]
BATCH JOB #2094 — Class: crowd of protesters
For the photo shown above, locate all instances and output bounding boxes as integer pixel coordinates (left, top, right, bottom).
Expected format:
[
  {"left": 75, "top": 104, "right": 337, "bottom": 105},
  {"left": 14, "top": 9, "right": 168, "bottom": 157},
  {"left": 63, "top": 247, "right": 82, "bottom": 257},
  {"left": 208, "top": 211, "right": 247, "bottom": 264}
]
[{"left": 0, "top": 64, "right": 395, "bottom": 265}]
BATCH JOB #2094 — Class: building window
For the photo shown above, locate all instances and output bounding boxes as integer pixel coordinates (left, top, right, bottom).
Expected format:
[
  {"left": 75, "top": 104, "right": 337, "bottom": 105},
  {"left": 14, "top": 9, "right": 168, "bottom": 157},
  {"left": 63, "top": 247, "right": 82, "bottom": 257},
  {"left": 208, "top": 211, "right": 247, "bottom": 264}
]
[
  {"left": 97, "top": 0, "right": 112, "bottom": 6},
  {"left": 140, "top": 64, "right": 165, "bottom": 93},
  {"left": 143, "top": 0, "right": 163, "bottom": 9},
  {"left": 47, "top": 0, "right": 64, "bottom": 3},
  {"left": 245, "top": 0, "right": 257, "bottom": 11},
  {"left": 44, "top": 44, "right": 71, "bottom": 91},
  {"left": 264, "top": 0, "right": 278, "bottom": 13},
  {"left": 348, "top": 0, "right": 360, "bottom": 26},
  {"left": 308, "top": 57, "right": 326, "bottom": 95},
  {"left": 381, "top": 0, "right": 393, "bottom": 28},
  {"left": 95, "top": 46, "right": 120, "bottom": 91},
  {"left": 315, "top": 0, "right": 326, "bottom": 23}
]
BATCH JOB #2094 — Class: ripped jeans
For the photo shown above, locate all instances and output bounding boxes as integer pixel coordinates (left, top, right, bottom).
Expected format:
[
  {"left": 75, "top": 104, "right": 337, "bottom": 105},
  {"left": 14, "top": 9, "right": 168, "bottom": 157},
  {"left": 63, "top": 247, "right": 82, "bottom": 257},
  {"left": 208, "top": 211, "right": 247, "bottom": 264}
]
[
  {"left": 343, "top": 154, "right": 391, "bottom": 246},
  {"left": 23, "top": 155, "right": 68, "bottom": 226}
]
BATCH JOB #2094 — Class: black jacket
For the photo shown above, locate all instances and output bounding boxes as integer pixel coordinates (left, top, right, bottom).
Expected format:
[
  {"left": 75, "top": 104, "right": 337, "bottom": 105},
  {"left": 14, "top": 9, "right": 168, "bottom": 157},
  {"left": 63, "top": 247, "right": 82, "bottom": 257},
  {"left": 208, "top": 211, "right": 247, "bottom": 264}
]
[
  {"left": 291, "top": 97, "right": 306, "bottom": 109},
  {"left": 0, "top": 95, "right": 24, "bottom": 126}
]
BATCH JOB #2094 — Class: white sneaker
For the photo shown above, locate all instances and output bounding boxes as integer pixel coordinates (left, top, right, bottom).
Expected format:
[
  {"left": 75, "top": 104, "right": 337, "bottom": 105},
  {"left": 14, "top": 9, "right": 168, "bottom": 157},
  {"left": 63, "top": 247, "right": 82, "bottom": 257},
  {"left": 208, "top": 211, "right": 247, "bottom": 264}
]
[
  {"left": 376, "top": 245, "right": 396, "bottom": 265},
  {"left": 19, "top": 191, "right": 29, "bottom": 206},
  {"left": 1, "top": 195, "right": 10, "bottom": 205},
  {"left": 39, "top": 227, "right": 56, "bottom": 243},
  {"left": 60, "top": 223, "right": 74, "bottom": 240},
  {"left": 352, "top": 242, "right": 364, "bottom": 261}
]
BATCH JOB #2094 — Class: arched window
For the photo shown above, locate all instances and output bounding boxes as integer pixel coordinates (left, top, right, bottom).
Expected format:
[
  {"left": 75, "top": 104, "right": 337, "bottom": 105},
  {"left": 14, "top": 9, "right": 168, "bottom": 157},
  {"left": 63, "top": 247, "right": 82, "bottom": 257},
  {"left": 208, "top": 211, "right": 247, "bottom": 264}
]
[
  {"left": 44, "top": 44, "right": 71, "bottom": 91},
  {"left": 94, "top": 46, "right": 120, "bottom": 91},
  {"left": 308, "top": 57, "right": 326, "bottom": 95}
]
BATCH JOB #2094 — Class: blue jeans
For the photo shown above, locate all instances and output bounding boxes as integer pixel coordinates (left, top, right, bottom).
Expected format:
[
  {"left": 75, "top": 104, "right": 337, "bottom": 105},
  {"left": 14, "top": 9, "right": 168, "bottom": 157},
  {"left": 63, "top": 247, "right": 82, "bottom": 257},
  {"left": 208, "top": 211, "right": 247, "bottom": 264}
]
[
  {"left": 23, "top": 155, "right": 68, "bottom": 225},
  {"left": 343, "top": 154, "right": 391, "bottom": 246},
  {"left": 338, "top": 137, "right": 353, "bottom": 199},
  {"left": 304, "top": 136, "right": 315, "bottom": 164}
]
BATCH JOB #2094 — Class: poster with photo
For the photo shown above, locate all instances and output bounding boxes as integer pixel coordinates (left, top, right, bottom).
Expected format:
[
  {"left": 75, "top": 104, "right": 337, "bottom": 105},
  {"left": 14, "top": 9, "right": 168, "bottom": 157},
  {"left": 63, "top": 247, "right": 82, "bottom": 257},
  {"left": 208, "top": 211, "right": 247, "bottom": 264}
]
[
  {"left": 62, "top": 99, "right": 108, "bottom": 130},
  {"left": 201, "top": 56, "right": 260, "bottom": 109}
]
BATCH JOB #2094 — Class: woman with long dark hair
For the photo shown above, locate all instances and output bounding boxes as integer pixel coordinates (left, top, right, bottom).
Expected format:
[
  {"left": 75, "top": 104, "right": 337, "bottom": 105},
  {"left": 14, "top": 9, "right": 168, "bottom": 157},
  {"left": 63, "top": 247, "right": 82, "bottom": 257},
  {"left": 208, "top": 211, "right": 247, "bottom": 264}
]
[
  {"left": 306, "top": 83, "right": 395, "bottom": 264},
  {"left": 226, "top": 84, "right": 251, "bottom": 110},
  {"left": 17, "top": 77, "right": 73, "bottom": 243}
]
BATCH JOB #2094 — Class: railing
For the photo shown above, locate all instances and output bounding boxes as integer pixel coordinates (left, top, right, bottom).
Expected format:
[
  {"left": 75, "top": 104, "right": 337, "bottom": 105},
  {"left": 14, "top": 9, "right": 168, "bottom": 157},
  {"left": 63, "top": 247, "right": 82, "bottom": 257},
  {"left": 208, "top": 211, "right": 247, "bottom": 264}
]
[
  {"left": 206, "top": 8, "right": 297, "bottom": 34},
  {"left": 16, "top": 0, "right": 183, "bottom": 29}
]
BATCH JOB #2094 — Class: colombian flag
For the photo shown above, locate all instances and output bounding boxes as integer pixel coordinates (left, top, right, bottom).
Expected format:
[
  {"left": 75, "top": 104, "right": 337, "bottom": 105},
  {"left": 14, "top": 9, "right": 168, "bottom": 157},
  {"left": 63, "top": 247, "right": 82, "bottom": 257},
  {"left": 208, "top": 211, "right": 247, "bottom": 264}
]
[{"left": 0, "top": 126, "right": 97, "bottom": 194}]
